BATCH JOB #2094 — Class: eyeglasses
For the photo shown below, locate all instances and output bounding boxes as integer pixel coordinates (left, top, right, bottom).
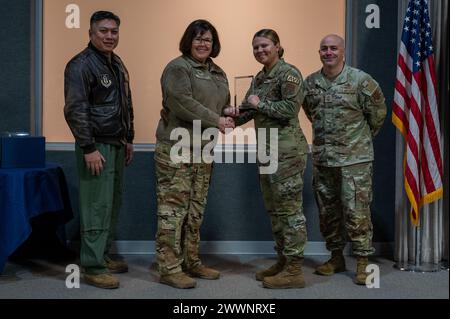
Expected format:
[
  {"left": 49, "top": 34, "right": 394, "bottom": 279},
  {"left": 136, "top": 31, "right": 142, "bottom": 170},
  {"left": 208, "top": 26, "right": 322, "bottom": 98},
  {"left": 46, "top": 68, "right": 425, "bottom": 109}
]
[{"left": 193, "top": 37, "right": 213, "bottom": 45}]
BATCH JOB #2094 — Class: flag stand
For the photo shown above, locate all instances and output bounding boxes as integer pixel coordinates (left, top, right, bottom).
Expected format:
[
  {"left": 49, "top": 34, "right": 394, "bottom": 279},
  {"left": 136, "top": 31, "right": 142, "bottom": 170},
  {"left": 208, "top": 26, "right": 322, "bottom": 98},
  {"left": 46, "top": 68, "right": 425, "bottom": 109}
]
[
  {"left": 442, "top": 261, "right": 449, "bottom": 271},
  {"left": 395, "top": 211, "right": 441, "bottom": 272}
]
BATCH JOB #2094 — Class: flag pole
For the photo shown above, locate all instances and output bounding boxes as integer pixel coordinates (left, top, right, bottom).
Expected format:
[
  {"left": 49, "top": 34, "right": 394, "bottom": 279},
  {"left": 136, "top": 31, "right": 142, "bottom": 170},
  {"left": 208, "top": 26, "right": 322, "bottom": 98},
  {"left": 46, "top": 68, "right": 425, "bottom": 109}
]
[
  {"left": 414, "top": 222, "right": 421, "bottom": 268},
  {"left": 404, "top": 209, "right": 441, "bottom": 272},
  {"left": 395, "top": 206, "right": 442, "bottom": 272},
  {"left": 393, "top": 0, "right": 444, "bottom": 272}
]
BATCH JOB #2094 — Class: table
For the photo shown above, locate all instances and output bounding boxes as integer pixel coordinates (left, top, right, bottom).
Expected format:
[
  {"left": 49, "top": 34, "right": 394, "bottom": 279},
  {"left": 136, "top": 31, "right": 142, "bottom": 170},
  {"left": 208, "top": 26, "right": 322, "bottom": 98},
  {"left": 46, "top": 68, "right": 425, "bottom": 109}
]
[{"left": 0, "top": 163, "right": 73, "bottom": 273}]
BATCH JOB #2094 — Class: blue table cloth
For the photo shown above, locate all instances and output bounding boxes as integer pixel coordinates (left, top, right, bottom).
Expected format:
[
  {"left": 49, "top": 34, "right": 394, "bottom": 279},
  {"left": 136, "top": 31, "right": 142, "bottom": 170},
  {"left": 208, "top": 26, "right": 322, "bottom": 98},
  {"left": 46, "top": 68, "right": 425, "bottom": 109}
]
[{"left": 0, "top": 163, "right": 73, "bottom": 272}]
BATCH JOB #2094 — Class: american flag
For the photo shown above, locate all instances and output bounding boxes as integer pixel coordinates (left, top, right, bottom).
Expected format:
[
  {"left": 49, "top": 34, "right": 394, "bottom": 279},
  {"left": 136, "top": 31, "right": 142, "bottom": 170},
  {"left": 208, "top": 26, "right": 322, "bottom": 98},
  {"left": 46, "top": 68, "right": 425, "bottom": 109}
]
[{"left": 392, "top": 0, "right": 443, "bottom": 226}]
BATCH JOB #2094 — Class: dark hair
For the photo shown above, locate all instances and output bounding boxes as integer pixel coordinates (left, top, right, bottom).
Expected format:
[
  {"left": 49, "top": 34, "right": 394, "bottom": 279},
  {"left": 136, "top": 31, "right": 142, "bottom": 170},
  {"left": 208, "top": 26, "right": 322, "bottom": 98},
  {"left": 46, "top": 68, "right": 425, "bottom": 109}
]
[
  {"left": 90, "top": 11, "right": 121, "bottom": 29},
  {"left": 179, "top": 20, "right": 221, "bottom": 58},
  {"left": 253, "top": 29, "right": 284, "bottom": 58}
]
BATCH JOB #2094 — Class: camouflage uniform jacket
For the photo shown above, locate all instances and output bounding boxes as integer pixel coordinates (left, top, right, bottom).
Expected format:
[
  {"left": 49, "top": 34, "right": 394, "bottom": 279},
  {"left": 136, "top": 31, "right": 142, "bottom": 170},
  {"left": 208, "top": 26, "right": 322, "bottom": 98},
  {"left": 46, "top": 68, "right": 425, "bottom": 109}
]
[
  {"left": 156, "top": 55, "right": 230, "bottom": 148},
  {"left": 237, "top": 59, "right": 308, "bottom": 178},
  {"left": 303, "top": 65, "right": 387, "bottom": 167}
]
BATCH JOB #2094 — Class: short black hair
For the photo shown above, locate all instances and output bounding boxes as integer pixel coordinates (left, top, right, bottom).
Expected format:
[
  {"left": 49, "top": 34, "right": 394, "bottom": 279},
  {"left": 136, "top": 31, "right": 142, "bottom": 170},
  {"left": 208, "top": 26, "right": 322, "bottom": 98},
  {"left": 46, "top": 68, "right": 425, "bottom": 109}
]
[
  {"left": 90, "top": 11, "right": 121, "bottom": 29},
  {"left": 179, "top": 20, "right": 221, "bottom": 58}
]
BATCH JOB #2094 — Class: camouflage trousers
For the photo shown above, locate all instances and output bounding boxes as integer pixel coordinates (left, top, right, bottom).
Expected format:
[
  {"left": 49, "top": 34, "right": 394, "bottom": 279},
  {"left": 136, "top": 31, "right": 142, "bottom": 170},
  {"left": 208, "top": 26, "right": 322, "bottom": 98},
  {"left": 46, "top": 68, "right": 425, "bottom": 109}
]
[
  {"left": 313, "top": 162, "right": 375, "bottom": 256},
  {"left": 154, "top": 142, "right": 212, "bottom": 275},
  {"left": 259, "top": 152, "right": 308, "bottom": 260}
]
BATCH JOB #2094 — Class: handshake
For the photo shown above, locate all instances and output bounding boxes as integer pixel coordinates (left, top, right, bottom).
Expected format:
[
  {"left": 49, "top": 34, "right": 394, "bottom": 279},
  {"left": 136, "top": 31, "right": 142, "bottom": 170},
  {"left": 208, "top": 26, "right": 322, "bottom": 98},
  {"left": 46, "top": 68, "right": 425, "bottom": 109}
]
[{"left": 219, "top": 94, "right": 260, "bottom": 134}]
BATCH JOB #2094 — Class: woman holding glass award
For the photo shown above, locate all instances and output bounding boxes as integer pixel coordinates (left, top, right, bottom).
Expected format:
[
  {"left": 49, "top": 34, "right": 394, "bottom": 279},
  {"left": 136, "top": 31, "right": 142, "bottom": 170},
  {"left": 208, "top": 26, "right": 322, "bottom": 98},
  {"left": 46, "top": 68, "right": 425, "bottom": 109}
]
[{"left": 224, "top": 29, "right": 308, "bottom": 289}]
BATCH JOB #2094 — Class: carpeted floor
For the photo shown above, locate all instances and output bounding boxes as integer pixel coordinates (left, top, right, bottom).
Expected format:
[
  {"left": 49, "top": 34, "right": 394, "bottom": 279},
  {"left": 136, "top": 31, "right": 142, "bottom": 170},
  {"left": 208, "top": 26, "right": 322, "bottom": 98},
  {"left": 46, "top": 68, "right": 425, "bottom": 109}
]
[{"left": 0, "top": 254, "right": 448, "bottom": 299}]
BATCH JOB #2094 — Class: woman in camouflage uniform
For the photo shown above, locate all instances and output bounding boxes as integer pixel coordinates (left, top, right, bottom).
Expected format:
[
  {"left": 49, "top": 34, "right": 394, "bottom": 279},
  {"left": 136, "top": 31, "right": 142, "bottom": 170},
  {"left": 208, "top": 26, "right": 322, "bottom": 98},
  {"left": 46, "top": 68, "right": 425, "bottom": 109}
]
[
  {"left": 154, "top": 20, "right": 234, "bottom": 289},
  {"left": 225, "top": 29, "right": 308, "bottom": 289}
]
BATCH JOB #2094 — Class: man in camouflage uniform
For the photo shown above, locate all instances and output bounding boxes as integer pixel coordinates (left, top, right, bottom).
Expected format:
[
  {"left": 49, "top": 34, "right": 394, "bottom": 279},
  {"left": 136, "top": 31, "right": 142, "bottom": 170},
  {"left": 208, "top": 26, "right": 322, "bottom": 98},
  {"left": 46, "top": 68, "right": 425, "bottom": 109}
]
[
  {"left": 303, "top": 34, "right": 387, "bottom": 285},
  {"left": 226, "top": 29, "right": 308, "bottom": 289}
]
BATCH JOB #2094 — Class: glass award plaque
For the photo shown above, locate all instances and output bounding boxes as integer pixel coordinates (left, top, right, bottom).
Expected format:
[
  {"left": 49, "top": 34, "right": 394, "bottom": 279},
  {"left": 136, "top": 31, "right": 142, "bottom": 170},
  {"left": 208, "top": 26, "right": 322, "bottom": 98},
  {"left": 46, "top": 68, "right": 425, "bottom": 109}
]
[{"left": 234, "top": 75, "right": 254, "bottom": 112}]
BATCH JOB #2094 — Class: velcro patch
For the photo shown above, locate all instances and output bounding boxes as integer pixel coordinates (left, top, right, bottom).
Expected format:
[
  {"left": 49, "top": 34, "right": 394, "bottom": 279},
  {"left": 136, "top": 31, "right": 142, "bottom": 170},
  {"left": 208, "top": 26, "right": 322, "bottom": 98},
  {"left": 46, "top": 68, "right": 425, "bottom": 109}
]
[
  {"left": 283, "top": 82, "right": 299, "bottom": 96},
  {"left": 361, "top": 78, "right": 379, "bottom": 96},
  {"left": 371, "top": 87, "right": 384, "bottom": 103},
  {"left": 286, "top": 74, "right": 300, "bottom": 84}
]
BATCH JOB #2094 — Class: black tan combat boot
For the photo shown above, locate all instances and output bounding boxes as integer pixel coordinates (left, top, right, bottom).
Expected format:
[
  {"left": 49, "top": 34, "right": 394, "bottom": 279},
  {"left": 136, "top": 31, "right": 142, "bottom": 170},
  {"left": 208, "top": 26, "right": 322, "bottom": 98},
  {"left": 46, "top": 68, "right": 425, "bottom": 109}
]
[
  {"left": 262, "top": 259, "right": 305, "bottom": 289},
  {"left": 186, "top": 264, "right": 220, "bottom": 280},
  {"left": 255, "top": 255, "right": 286, "bottom": 281},
  {"left": 160, "top": 271, "right": 196, "bottom": 289},
  {"left": 315, "top": 250, "right": 346, "bottom": 276},
  {"left": 354, "top": 256, "right": 369, "bottom": 285}
]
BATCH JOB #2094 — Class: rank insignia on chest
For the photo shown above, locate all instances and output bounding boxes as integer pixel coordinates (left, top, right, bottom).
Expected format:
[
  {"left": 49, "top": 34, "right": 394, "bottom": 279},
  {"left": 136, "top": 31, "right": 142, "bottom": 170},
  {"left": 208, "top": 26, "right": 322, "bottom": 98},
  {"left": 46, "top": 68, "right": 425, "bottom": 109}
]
[
  {"left": 342, "top": 84, "right": 354, "bottom": 93},
  {"left": 100, "top": 74, "right": 112, "bottom": 88},
  {"left": 325, "top": 94, "right": 333, "bottom": 103}
]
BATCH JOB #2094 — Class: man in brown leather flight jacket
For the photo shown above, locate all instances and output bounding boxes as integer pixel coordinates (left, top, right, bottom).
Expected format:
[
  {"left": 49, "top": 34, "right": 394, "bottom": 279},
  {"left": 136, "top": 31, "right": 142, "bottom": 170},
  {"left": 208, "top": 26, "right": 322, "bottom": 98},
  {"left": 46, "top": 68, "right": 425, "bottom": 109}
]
[{"left": 64, "top": 10, "right": 134, "bottom": 289}]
